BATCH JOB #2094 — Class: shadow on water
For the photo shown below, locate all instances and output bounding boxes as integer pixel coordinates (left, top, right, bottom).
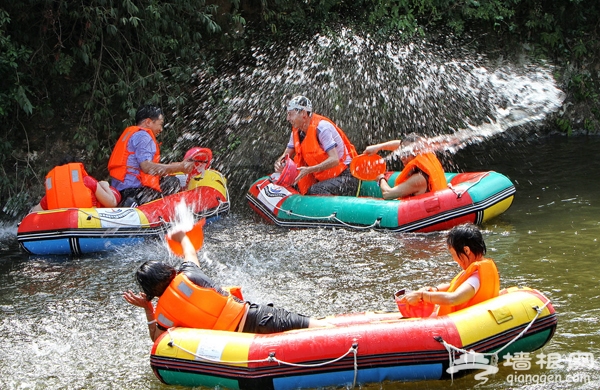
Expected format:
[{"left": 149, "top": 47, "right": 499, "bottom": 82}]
[{"left": 1, "top": 26, "right": 598, "bottom": 390}]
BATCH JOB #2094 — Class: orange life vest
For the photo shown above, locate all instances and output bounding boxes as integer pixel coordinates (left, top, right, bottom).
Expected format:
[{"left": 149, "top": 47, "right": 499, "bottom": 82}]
[
  {"left": 107, "top": 126, "right": 161, "bottom": 192},
  {"left": 154, "top": 273, "right": 247, "bottom": 331},
  {"left": 292, "top": 114, "right": 358, "bottom": 194},
  {"left": 45, "top": 163, "right": 94, "bottom": 209},
  {"left": 437, "top": 258, "right": 500, "bottom": 316},
  {"left": 394, "top": 152, "right": 447, "bottom": 197}
]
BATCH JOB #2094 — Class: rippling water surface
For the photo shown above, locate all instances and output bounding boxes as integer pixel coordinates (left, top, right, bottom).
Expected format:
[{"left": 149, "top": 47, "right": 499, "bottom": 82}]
[{"left": 1, "top": 135, "right": 599, "bottom": 389}]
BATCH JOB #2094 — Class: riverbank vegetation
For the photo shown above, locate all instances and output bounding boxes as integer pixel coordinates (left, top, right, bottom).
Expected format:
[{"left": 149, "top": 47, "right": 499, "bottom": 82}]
[{"left": 1, "top": 0, "right": 598, "bottom": 218}]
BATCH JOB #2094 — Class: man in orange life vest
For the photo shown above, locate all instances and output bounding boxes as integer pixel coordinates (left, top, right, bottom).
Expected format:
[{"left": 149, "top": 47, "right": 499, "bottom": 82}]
[
  {"left": 273, "top": 96, "right": 359, "bottom": 196},
  {"left": 30, "top": 156, "right": 121, "bottom": 212},
  {"left": 398, "top": 223, "right": 500, "bottom": 315},
  {"left": 108, "top": 105, "right": 195, "bottom": 206},
  {"left": 364, "top": 133, "right": 447, "bottom": 199},
  {"left": 123, "top": 229, "right": 330, "bottom": 341}
]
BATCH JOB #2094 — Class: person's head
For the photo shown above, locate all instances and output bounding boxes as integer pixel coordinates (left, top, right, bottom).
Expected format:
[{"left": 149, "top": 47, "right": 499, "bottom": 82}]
[
  {"left": 135, "top": 260, "right": 176, "bottom": 300},
  {"left": 398, "top": 133, "right": 426, "bottom": 164},
  {"left": 446, "top": 223, "right": 486, "bottom": 269},
  {"left": 135, "top": 105, "right": 164, "bottom": 135},
  {"left": 286, "top": 96, "right": 312, "bottom": 130},
  {"left": 58, "top": 155, "right": 82, "bottom": 166}
]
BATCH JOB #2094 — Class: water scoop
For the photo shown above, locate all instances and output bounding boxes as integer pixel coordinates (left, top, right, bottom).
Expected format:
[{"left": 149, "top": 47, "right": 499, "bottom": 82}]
[
  {"left": 166, "top": 218, "right": 205, "bottom": 257},
  {"left": 350, "top": 153, "right": 386, "bottom": 181}
]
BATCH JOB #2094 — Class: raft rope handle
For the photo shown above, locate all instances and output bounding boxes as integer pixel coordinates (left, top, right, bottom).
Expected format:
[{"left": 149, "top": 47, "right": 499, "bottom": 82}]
[
  {"left": 73, "top": 198, "right": 229, "bottom": 228},
  {"left": 435, "top": 298, "right": 551, "bottom": 383},
  {"left": 164, "top": 330, "right": 360, "bottom": 387},
  {"left": 447, "top": 172, "right": 490, "bottom": 199},
  {"left": 270, "top": 203, "right": 381, "bottom": 230},
  {"left": 266, "top": 172, "right": 493, "bottom": 229}
]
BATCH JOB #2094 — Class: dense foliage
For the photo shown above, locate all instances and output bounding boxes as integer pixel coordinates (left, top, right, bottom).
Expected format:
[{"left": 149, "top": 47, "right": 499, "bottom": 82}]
[{"left": 1, "top": 0, "right": 599, "bottom": 217}]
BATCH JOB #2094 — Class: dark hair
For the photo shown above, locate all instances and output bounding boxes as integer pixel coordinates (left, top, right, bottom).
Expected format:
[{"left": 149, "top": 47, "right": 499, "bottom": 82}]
[
  {"left": 135, "top": 261, "right": 176, "bottom": 300},
  {"left": 402, "top": 132, "right": 424, "bottom": 144},
  {"left": 135, "top": 105, "right": 163, "bottom": 125},
  {"left": 446, "top": 223, "right": 486, "bottom": 257},
  {"left": 58, "top": 155, "right": 82, "bottom": 166}
]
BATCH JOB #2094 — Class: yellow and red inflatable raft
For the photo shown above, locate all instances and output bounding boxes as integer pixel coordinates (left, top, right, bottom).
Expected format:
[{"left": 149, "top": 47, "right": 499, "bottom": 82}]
[
  {"left": 17, "top": 169, "right": 229, "bottom": 255},
  {"left": 150, "top": 287, "right": 556, "bottom": 389}
]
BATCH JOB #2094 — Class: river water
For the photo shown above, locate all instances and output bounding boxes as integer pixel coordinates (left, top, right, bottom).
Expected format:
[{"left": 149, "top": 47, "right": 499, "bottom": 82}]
[
  {"left": 1, "top": 134, "right": 599, "bottom": 390},
  {"left": 0, "top": 26, "right": 596, "bottom": 390}
]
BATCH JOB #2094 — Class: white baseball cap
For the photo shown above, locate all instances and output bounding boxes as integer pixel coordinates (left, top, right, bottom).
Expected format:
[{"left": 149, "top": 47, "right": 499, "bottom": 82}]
[{"left": 287, "top": 96, "right": 312, "bottom": 112}]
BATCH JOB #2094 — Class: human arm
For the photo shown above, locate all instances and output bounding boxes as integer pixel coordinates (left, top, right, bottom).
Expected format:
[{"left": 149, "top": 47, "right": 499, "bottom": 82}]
[
  {"left": 364, "top": 140, "right": 401, "bottom": 155},
  {"left": 376, "top": 172, "right": 427, "bottom": 200},
  {"left": 123, "top": 290, "right": 165, "bottom": 342},
  {"left": 168, "top": 230, "right": 200, "bottom": 266},
  {"left": 294, "top": 148, "right": 339, "bottom": 184},
  {"left": 400, "top": 281, "right": 476, "bottom": 308},
  {"left": 140, "top": 160, "right": 195, "bottom": 176}
]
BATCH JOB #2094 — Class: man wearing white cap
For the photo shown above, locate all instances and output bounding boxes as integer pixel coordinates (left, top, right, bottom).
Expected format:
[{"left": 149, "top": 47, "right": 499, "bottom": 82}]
[{"left": 274, "top": 96, "right": 359, "bottom": 195}]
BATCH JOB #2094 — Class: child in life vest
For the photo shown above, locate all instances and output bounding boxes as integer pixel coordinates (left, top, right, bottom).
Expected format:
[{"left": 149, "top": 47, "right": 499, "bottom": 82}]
[
  {"left": 364, "top": 133, "right": 447, "bottom": 199},
  {"left": 398, "top": 223, "right": 500, "bottom": 316},
  {"left": 30, "top": 156, "right": 121, "bottom": 212}
]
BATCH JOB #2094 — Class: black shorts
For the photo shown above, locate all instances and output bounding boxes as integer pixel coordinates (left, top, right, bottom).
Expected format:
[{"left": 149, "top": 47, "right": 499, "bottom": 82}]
[
  {"left": 307, "top": 168, "right": 358, "bottom": 196},
  {"left": 242, "top": 303, "right": 310, "bottom": 334}
]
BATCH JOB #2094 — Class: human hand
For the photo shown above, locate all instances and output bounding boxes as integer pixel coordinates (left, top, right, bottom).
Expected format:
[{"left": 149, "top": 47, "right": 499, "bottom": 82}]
[
  {"left": 123, "top": 290, "right": 153, "bottom": 310},
  {"left": 180, "top": 160, "right": 196, "bottom": 174},
  {"left": 398, "top": 291, "right": 423, "bottom": 306},
  {"left": 294, "top": 166, "right": 311, "bottom": 184},
  {"left": 274, "top": 157, "right": 286, "bottom": 173},
  {"left": 168, "top": 229, "right": 187, "bottom": 243}
]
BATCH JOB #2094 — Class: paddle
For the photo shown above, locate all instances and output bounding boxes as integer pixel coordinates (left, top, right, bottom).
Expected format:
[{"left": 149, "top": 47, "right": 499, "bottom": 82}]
[
  {"left": 350, "top": 153, "right": 387, "bottom": 196},
  {"left": 166, "top": 218, "right": 205, "bottom": 257}
]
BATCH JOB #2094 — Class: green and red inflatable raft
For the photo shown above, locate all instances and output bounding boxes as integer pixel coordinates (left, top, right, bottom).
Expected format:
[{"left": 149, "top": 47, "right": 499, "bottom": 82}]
[{"left": 247, "top": 171, "right": 515, "bottom": 232}]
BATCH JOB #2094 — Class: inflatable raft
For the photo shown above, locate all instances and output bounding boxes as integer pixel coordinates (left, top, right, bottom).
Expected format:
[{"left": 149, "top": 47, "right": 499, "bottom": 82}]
[
  {"left": 247, "top": 171, "right": 515, "bottom": 232},
  {"left": 150, "top": 287, "right": 556, "bottom": 389},
  {"left": 17, "top": 169, "right": 229, "bottom": 255}
]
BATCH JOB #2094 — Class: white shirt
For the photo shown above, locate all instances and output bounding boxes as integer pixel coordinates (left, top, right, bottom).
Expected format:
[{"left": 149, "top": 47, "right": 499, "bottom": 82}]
[{"left": 464, "top": 270, "right": 481, "bottom": 294}]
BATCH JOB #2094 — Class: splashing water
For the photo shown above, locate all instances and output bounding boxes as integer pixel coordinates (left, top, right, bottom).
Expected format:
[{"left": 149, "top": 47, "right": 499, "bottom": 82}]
[
  {"left": 390, "top": 64, "right": 566, "bottom": 160},
  {"left": 171, "top": 200, "right": 195, "bottom": 233},
  {"left": 170, "top": 26, "right": 565, "bottom": 201}
]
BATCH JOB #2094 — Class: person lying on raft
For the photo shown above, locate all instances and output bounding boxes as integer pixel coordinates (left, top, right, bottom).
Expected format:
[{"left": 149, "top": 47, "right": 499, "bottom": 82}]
[
  {"left": 30, "top": 156, "right": 121, "bottom": 212},
  {"left": 363, "top": 133, "right": 447, "bottom": 200},
  {"left": 398, "top": 223, "right": 500, "bottom": 315},
  {"left": 123, "top": 229, "right": 330, "bottom": 342}
]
